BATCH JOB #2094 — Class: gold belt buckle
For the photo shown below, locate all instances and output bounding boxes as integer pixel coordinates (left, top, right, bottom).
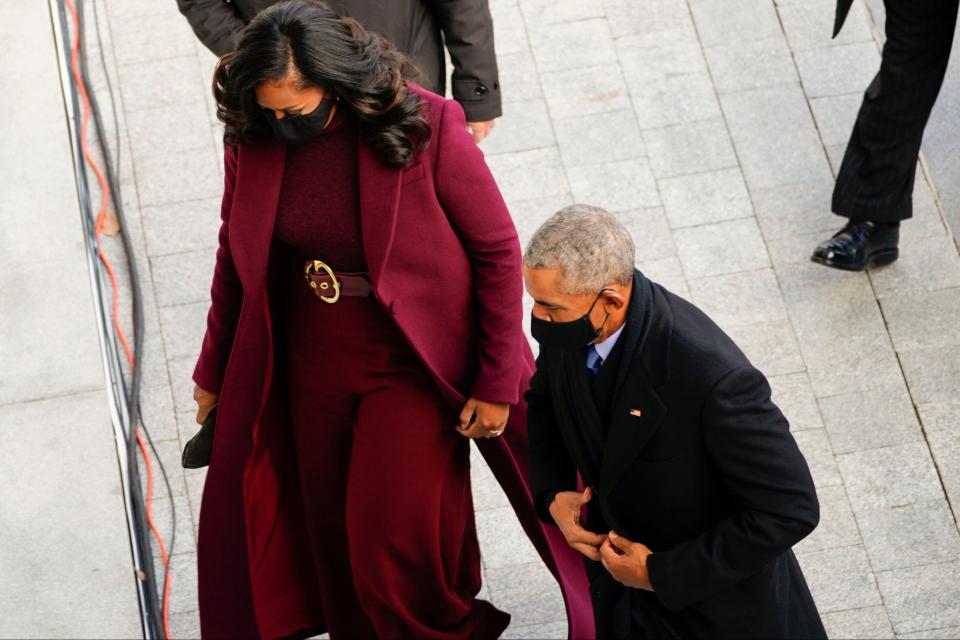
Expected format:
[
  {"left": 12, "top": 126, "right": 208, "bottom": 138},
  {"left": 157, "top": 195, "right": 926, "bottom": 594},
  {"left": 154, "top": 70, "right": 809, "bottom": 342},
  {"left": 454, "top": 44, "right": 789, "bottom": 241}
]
[{"left": 304, "top": 260, "right": 341, "bottom": 303}]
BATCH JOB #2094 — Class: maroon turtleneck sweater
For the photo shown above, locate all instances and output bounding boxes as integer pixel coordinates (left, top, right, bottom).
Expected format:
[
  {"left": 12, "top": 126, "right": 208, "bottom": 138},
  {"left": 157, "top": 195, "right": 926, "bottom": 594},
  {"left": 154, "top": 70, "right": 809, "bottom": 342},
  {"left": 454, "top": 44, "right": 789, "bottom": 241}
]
[{"left": 274, "top": 108, "right": 367, "bottom": 272}]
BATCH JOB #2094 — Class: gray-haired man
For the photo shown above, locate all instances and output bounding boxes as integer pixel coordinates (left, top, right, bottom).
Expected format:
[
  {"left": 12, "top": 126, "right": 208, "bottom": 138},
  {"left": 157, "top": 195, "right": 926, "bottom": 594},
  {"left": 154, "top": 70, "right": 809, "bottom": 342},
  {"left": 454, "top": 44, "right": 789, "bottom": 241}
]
[{"left": 522, "top": 204, "right": 825, "bottom": 639}]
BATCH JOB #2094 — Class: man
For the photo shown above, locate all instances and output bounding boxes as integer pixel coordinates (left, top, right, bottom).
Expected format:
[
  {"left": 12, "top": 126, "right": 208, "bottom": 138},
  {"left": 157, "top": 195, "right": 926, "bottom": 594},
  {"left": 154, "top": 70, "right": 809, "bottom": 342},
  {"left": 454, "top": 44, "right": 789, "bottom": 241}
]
[
  {"left": 811, "top": 0, "right": 959, "bottom": 270},
  {"left": 523, "top": 205, "right": 826, "bottom": 639},
  {"left": 176, "top": 0, "right": 501, "bottom": 142}
]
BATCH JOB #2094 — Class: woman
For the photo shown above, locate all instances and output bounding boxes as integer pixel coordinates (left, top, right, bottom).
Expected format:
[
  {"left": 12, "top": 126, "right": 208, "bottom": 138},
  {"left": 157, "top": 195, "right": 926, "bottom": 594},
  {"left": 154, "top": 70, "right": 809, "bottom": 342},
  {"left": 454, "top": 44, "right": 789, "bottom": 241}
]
[{"left": 189, "top": 2, "right": 591, "bottom": 638}]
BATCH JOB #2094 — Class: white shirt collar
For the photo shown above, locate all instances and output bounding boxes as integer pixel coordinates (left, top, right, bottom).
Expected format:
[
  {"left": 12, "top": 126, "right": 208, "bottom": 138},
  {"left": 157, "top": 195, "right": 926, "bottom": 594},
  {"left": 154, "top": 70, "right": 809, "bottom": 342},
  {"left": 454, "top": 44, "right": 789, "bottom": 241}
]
[{"left": 594, "top": 322, "right": 625, "bottom": 362}]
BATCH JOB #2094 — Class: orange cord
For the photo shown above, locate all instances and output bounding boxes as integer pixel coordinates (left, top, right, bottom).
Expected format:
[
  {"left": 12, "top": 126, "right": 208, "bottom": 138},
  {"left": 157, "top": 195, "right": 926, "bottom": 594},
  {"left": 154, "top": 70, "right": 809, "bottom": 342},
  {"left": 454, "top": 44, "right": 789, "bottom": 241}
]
[{"left": 63, "top": 2, "right": 171, "bottom": 637}]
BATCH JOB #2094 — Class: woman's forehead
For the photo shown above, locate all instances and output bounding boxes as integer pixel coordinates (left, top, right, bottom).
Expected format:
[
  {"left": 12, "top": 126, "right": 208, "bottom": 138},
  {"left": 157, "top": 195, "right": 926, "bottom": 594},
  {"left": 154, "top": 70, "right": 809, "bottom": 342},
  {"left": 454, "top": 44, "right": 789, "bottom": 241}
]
[{"left": 255, "top": 76, "right": 319, "bottom": 108}]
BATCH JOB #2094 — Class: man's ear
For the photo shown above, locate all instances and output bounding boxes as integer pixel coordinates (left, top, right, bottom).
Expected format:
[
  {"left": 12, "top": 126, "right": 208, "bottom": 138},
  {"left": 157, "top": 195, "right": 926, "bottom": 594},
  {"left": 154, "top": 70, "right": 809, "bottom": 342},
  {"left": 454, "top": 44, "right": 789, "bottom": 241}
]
[{"left": 600, "top": 288, "right": 629, "bottom": 313}]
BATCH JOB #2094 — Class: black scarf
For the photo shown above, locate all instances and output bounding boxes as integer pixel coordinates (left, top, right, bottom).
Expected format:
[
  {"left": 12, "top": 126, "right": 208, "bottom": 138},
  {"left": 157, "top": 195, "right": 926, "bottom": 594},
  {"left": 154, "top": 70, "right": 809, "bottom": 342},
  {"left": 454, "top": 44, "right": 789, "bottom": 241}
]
[{"left": 555, "top": 269, "right": 656, "bottom": 475}]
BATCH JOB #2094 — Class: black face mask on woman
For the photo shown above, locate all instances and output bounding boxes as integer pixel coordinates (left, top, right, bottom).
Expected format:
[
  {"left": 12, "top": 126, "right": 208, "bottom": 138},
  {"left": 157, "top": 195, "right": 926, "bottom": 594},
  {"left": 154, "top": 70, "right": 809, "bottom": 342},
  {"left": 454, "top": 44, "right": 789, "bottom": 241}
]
[
  {"left": 265, "top": 95, "right": 337, "bottom": 145},
  {"left": 530, "top": 288, "right": 613, "bottom": 349}
]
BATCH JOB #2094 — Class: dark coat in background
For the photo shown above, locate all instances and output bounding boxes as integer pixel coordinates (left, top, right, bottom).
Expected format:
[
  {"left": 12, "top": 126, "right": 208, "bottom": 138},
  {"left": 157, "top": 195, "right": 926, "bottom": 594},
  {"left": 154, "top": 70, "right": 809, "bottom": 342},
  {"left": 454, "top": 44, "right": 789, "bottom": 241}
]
[
  {"left": 527, "top": 271, "right": 827, "bottom": 639},
  {"left": 176, "top": 0, "right": 502, "bottom": 121}
]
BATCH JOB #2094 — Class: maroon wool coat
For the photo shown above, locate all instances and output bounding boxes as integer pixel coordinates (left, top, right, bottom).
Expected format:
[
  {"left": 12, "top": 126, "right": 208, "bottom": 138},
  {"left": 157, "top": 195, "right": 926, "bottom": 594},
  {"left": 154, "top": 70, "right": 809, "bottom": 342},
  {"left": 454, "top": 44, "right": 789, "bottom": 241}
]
[{"left": 191, "top": 86, "right": 593, "bottom": 639}]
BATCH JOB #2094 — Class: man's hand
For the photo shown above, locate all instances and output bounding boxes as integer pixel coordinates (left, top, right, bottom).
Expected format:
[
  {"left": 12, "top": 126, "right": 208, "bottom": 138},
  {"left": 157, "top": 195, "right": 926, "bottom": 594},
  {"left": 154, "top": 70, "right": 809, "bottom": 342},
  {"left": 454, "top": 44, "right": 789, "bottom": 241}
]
[
  {"left": 599, "top": 531, "right": 654, "bottom": 590},
  {"left": 466, "top": 119, "right": 495, "bottom": 143},
  {"left": 457, "top": 398, "right": 510, "bottom": 438},
  {"left": 194, "top": 384, "right": 219, "bottom": 425},
  {"left": 548, "top": 488, "right": 606, "bottom": 561}
]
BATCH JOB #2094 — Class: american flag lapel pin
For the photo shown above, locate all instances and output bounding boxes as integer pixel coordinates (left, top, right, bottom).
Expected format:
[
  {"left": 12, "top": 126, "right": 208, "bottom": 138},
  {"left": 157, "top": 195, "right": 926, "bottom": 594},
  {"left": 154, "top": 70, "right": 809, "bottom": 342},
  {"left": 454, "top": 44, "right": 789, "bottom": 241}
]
[{"left": 629, "top": 408, "right": 643, "bottom": 418}]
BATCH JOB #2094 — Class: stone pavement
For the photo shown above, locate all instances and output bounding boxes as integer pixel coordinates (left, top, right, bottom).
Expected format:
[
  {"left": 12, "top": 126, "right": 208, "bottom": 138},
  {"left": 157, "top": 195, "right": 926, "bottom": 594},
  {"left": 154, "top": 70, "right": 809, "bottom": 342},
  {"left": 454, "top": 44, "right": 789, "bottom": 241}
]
[{"left": 65, "top": 0, "right": 960, "bottom": 637}]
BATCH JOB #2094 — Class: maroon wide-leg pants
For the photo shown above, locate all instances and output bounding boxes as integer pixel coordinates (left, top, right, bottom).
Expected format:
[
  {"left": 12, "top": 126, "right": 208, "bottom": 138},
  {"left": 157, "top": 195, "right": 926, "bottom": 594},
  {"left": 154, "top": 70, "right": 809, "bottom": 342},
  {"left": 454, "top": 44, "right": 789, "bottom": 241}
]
[{"left": 281, "top": 265, "right": 510, "bottom": 639}]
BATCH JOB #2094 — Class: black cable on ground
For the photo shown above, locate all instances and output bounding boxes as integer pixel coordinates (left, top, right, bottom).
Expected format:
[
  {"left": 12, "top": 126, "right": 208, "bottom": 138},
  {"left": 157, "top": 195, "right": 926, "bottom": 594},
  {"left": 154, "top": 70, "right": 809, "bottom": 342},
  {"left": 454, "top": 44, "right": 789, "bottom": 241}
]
[
  {"left": 54, "top": 0, "right": 176, "bottom": 636},
  {"left": 89, "top": 0, "right": 120, "bottom": 185},
  {"left": 81, "top": 0, "right": 178, "bottom": 611},
  {"left": 75, "top": 2, "right": 171, "bottom": 636}
]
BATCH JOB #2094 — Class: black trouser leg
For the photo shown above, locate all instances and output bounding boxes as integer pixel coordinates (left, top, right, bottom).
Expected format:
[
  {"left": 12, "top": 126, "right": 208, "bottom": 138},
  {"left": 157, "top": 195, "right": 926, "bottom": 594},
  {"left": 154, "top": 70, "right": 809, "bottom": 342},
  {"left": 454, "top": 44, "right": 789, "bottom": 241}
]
[{"left": 832, "top": 0, "right": 959, "bottom": 223}]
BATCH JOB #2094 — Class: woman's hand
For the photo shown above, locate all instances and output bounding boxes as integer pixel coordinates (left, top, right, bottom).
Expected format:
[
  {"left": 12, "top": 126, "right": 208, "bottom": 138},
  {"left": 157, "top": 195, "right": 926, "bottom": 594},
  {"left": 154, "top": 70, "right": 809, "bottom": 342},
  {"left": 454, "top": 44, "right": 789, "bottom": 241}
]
[
  {"left": 457, "top": 397, "right": 509, "bottom": 438},
  {"left": 194, "top": 384, "right": 220, "bottom": 424},
  {"left": 548, "top": 488, "right": 606, "bottom": 561}
]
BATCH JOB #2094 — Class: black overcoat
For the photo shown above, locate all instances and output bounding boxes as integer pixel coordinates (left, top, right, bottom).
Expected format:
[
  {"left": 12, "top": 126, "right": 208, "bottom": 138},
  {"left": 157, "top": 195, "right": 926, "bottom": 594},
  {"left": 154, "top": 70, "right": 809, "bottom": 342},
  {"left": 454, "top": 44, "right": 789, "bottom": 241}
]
[
  {"left": 527, "top": 270, "right": 827, "bottom": 639},
  {"left": 175, "top": 0, "right": 502, "bottom": 120}
]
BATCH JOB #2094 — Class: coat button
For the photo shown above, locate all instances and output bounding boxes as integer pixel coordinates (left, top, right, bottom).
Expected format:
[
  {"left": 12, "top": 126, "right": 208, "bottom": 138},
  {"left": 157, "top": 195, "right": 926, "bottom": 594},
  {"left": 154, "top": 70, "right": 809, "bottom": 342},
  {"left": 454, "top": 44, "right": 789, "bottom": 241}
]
[{"left": 475, "top": 84, "right": 488, "bottom": 96}]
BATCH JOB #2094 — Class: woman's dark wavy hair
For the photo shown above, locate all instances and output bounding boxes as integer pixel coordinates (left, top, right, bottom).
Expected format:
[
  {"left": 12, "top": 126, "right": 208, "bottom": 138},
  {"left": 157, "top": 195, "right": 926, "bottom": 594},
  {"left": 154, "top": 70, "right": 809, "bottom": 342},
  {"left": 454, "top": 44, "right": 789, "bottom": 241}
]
[{"left": 212, "top": 0, "right": 430, "bottom": 167}]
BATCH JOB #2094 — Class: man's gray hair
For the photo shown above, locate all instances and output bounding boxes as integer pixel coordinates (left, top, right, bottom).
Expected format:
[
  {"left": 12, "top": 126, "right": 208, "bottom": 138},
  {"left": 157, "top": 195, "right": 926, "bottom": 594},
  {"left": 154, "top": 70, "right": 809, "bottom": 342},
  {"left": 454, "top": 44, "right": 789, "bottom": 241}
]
[{"left": 524, "top": 204, "right": 635, "bottom": 295}]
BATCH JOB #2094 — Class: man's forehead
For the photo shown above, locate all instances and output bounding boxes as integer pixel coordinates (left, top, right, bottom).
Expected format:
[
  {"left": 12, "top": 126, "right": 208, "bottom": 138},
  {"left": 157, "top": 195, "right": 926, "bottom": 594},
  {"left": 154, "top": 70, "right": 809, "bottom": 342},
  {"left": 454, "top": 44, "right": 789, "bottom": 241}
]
[
  {"left": 523, "top": 264, "right": 562, "bottom": 283},
  {"left": 524, "top": 268, "right": 556, "bottom": 289},
  {"left": 523, "top": 269, "right": 575, "bottom": 309}
]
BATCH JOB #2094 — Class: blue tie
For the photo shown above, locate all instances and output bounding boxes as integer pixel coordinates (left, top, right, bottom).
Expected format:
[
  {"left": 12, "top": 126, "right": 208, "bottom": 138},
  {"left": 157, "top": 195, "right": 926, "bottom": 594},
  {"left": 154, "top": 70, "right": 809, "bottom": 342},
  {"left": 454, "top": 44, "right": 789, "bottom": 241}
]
[{"left": 586, "top": 345, "right": 603, "bottom": 377}]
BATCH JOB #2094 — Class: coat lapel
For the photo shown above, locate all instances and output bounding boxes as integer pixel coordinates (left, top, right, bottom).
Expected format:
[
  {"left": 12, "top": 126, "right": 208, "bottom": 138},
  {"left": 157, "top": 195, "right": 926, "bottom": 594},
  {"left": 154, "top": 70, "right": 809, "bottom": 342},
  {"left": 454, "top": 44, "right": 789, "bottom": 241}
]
[
  {"left": 599, "top": 283, "right": 673, "bottom": 497},
  {"left": 357, "top": 142, "right": 403, "bottom": 288},
  {"left": 599, "top": 364, "right": 667, "bottom": 497},
  {"left": 229, "top": 140, "right": 287, "bottom": 292}
]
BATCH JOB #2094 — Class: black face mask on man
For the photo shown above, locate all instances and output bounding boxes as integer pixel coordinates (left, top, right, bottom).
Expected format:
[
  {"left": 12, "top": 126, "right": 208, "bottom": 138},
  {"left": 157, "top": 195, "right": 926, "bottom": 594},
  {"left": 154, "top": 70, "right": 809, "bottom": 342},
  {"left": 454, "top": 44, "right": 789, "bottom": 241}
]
[
  {"left": 265, "top": 95, "right": 337, "bottom": 145},
  {"left": 530, "top": 288, "right": 613, "bottom": 349}
]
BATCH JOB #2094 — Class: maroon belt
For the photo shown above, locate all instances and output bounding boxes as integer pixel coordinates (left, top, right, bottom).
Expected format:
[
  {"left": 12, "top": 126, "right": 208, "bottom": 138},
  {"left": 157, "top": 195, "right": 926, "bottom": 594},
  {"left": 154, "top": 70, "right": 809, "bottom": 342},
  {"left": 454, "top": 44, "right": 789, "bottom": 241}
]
[{"left": 303, "top": 260, "right": 372, "bottom": 303}]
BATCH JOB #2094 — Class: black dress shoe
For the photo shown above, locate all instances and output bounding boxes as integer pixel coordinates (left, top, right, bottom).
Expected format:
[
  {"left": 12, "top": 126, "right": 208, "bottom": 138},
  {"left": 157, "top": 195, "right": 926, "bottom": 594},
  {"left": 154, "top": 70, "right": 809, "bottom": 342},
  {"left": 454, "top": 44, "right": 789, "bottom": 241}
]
[{"left": 811, "top": 221, "right": 900, "bottom": 271}]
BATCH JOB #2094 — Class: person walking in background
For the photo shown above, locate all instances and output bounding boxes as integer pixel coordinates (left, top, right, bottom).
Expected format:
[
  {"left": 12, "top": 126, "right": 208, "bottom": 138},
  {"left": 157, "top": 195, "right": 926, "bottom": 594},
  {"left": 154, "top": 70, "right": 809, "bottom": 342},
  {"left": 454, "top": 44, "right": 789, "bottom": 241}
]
[
  {"left": 523, "top": 205, "right": 826, "bottom": 638},
  {"left": 811, "top": 0, "right": 959, "bottom": 271},
  {"left": 188, "top": 2, "right": 590, "bottom": 638},
  {"left": 176, "top": 0, "right": 502, "bottom": 142}
]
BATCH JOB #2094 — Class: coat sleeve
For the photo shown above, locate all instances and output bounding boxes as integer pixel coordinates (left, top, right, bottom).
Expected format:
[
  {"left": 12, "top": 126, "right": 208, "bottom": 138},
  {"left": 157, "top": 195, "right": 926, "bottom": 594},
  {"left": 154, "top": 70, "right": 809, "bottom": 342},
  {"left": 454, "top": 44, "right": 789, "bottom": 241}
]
[
  {"left": 192, "top": 145, "right": 243, "bottom": 393},
  {"left": 176, "top": 0, "right": 247, "bottom": 57},
  {"left": 426, "top": 0, "right": 502, "bottom": 121},
  {"left": 526, "top": 352, "right": 578, "bottom": 525},
  {"left": 646, "top": 365, "right": 820, "bottom": 613},
  {"left": 433, "top": 98, "right": 522, "bottom": 404}
]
